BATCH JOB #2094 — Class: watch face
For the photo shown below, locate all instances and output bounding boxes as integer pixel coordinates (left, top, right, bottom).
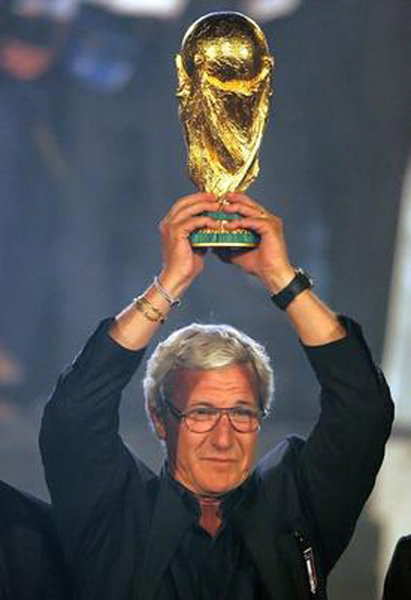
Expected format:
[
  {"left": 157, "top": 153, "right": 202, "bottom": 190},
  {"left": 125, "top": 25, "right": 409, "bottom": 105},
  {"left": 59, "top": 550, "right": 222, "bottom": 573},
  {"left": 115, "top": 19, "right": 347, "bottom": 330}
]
[{"left": 295, "top": 268, "right": 314, "bottom": 287}]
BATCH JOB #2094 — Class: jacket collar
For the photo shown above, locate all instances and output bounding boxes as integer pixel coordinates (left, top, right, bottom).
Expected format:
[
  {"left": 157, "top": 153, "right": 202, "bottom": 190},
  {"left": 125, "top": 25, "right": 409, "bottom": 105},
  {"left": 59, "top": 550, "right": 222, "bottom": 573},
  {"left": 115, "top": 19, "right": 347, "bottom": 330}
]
[
  {"left": 136, "top": 469, "right": 196, "bottom": 600},
  {"left": 136, "top": 464, "right": 258, "bottom": 600}
]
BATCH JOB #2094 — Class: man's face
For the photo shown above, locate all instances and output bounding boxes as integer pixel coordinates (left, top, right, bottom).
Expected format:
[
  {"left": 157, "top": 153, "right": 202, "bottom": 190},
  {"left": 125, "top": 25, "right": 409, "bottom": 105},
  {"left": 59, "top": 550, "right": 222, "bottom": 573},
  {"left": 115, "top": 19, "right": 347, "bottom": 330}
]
[{"left": 160, "top": 363, "right": 260, "bottom": 496}]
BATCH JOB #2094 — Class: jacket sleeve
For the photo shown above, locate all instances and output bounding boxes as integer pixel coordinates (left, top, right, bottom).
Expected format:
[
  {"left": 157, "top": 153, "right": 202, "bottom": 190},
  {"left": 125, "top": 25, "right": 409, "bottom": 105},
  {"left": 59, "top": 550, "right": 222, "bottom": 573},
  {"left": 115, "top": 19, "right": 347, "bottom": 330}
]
[
  {"left": 297, "top": 316, "right": 394, "bottom": 573},
  {"left": 39, "top": 318, "right": 150, "bottom": 560},
  {"left": 382, "top": 536, "right": 411, "bottom": 600}
]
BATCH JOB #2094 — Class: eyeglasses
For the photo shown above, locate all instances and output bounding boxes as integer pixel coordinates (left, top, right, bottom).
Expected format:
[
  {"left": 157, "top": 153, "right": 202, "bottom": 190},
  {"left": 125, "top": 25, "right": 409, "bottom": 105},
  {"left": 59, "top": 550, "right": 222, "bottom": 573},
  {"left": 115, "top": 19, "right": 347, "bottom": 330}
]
[{"left": 164, "top": 399, "right": 265, "bottom": 433}]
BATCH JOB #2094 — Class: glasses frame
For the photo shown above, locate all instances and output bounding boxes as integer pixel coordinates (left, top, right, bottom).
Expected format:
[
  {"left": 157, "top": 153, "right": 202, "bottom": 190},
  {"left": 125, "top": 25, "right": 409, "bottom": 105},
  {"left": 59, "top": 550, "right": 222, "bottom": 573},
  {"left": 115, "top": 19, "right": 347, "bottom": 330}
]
[{"left": 164, "top": 398, "right": 266, "bottom": 434}]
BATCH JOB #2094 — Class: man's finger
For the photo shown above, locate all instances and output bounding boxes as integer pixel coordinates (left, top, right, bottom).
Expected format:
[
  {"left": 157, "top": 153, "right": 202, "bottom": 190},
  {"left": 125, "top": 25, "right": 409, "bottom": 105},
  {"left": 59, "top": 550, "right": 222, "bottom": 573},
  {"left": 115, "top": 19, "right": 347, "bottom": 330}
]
[
  {"left": 174, "top": 215, "right": 219, "bottom": 236},
  {"left": 168, "top": 200, "right": 221, "bottom": 225},
  {"left": 165, "top": 193, "right": 216, "bottom": 221},
  {"left": 223, "top": 202, "right": 275, "bottom": 220},
  {"left": 225, "top": 192, "right": 269, "bottom": 215},
  {"left": 223, "top": 217, "right": 274, "bottom": 235}
]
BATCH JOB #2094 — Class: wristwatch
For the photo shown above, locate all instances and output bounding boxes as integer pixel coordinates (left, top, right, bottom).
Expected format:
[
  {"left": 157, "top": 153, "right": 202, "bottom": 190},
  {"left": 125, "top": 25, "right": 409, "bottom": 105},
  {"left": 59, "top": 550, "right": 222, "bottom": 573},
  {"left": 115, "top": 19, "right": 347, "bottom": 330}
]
[{"left": 270, "top": 268, "right": 313, "bottom": 310}]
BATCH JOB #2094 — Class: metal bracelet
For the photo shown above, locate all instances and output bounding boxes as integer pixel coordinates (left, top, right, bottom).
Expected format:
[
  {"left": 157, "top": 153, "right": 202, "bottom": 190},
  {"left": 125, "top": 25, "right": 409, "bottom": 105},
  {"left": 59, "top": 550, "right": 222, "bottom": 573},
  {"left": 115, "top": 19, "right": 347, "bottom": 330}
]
[
  {"left": 153, "top": 276, "right": 181, "bottom": 308},
  {"left": 134, "top": 295, "right": 165, "bottom": 324}
]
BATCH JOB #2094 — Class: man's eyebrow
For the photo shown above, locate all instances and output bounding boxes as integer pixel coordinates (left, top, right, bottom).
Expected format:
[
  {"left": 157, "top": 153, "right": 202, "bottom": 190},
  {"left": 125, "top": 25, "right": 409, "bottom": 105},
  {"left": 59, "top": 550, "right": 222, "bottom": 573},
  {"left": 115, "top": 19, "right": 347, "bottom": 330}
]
[
  {"left": 188, "top": 401, "right": 217, "bottom": 408},
  {"left": 188, "top": 400, "right": 256, "bottom": 408}
]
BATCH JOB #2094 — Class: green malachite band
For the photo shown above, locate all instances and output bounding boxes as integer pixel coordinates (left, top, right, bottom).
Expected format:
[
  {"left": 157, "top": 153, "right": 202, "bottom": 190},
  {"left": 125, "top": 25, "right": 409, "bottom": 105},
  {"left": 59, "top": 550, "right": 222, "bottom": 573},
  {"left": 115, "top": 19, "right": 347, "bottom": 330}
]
[
  {"left": 189, "top": 210, "right": 260, "bottom": 247},
  {"left": 203, "top": 211, "right": 239, "bottom": 220},
  {"left": 190, "top": 230, "right": 260, "bottom": 247}
]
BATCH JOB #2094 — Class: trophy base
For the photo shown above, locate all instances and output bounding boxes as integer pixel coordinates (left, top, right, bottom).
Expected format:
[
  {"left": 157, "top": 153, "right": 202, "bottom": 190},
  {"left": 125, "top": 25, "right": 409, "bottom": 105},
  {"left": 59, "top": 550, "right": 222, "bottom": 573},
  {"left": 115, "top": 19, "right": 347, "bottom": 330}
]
[{"left": 189, "top": 211, "right": 260, "bottom": 248}]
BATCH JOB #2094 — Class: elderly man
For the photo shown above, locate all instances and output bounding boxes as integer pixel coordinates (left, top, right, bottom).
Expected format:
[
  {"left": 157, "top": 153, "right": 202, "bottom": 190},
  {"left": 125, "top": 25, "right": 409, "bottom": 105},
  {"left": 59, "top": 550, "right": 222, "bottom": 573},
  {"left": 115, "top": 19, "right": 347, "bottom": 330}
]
[{"left": 40, "top": 192, "right": 394, "bottom": 599}]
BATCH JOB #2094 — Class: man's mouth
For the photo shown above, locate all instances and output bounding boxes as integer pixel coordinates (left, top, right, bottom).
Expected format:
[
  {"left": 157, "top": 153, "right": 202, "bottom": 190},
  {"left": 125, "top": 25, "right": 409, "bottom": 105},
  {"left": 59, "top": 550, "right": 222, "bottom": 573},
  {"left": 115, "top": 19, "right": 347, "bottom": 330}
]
[{"left": 202, "top": 458, "right": 236, "bottom": 463}]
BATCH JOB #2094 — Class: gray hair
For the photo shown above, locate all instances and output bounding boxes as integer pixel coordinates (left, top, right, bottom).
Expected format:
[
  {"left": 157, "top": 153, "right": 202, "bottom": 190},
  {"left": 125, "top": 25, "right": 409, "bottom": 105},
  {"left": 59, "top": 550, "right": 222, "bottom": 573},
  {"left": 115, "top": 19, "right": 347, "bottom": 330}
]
[{"left": 143, "top": 323, "right": 274, "bottom": 419}]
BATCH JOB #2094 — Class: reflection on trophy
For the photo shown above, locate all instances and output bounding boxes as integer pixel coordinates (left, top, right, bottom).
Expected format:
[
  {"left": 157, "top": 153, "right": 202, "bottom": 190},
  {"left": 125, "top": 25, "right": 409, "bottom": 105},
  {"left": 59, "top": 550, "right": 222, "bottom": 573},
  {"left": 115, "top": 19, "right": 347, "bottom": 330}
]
[{"left": 176, "top": 11, "right": 274, "bottom": 247}]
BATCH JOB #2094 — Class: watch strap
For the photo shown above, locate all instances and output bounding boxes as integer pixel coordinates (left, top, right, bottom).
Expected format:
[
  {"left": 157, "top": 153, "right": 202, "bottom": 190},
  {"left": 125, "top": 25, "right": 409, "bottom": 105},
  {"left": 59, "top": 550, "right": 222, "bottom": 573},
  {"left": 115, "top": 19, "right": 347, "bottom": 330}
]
[{"left": 270, "top": 268, "right": 313, "bottom": 310}]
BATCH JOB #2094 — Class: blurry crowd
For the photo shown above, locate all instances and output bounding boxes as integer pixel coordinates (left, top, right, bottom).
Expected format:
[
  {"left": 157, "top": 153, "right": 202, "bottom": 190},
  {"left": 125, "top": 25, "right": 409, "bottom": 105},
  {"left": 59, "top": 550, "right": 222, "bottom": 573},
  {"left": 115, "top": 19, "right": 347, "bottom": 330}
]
[
  {"left": 0, "top": 0, "right": 174, "bottom": 406},
  {"left": 0, "top": 0, "right": 304, "bottom": 408},
  {"left": 0, "top": 0, "right": 410, "bottom": 420}
]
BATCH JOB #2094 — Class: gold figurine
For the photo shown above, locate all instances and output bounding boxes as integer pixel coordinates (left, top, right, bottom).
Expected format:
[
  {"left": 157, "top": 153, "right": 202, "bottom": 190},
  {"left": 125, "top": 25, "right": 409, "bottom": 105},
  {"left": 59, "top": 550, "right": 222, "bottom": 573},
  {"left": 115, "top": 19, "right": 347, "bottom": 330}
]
[{"left": 176, "top": 12, "right": 274, "bottom": 247}]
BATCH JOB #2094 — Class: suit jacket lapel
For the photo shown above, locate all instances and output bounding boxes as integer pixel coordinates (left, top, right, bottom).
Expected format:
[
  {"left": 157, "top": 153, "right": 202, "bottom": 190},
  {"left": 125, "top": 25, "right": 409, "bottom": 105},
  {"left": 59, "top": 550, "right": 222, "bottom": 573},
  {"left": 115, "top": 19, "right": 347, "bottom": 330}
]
[
  {"left": 233, "top": 497, "right": 284, "bottom": 597},
  {"left": 137, "top": 474, "right": 196, "bottom": 600},
  {"left": 232, "top": 495, "right": 312, "bottom": 600}
]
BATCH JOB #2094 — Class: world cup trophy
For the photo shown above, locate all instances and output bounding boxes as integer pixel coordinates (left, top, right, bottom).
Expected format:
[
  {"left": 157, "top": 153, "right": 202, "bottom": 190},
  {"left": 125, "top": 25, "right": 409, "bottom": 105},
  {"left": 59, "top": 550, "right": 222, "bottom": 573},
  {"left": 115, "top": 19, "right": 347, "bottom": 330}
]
[{"left": 176, "top": 12, "right": 274, "bottom": 247}]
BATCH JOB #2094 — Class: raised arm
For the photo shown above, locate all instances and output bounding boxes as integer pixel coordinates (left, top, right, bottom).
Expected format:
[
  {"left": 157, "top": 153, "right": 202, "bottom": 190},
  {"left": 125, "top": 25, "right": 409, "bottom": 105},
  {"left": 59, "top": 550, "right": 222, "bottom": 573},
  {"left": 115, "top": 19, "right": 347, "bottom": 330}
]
[
  {"left": 217, "top": 192, "right": 346, "bottom": 344},
  {"left": 217, "top": 192, "right": 393, "bottom": 570},
  {"left": 110, "top": 193, "right": 221, "bottom": 349},
  {"left": 40, "top": 193, "right": 221, "bottom": 558}
]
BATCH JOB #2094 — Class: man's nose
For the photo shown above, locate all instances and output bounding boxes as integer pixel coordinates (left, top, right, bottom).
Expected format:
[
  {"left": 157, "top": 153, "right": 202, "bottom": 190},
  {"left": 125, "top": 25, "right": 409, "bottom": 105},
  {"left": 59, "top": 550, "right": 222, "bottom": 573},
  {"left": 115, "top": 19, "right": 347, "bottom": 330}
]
[{"left": 210, "top": 412, "right": 235, "bottom": 448}]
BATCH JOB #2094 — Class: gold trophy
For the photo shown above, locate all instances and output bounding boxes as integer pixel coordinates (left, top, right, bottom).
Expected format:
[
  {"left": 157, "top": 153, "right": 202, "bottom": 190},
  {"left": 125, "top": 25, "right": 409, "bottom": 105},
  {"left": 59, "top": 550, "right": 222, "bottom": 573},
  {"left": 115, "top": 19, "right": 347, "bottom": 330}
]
[{"left": 176, "top": 11, "right": 274, "bottom": 247}]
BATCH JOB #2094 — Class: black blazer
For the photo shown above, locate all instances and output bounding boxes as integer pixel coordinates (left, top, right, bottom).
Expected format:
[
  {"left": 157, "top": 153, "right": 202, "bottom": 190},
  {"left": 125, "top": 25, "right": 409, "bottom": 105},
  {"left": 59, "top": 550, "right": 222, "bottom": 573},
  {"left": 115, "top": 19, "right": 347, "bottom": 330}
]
[
  {"left": 0, "top": 480, "right": 70, "bottom": 600},
  {"left": 383, "top": 536, "right": 411, "bottom": 600},
  {"left": 40, "top": 317, "right": 394, "bottom": 600}
]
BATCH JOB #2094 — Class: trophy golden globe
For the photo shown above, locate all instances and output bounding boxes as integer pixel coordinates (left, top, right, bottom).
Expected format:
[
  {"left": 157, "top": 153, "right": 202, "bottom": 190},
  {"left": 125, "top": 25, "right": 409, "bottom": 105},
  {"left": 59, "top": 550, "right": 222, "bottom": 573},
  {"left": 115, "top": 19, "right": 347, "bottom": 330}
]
[{"left": 176, "top": 12, "right": 274, "bottom": 247}]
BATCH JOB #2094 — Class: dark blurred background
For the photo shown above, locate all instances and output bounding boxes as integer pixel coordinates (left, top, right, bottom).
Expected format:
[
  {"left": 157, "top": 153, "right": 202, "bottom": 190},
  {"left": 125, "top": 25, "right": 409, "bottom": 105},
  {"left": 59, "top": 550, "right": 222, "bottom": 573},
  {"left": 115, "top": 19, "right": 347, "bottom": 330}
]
[{"left": 0, "top": 0, "right": 410, "bottom": 597}]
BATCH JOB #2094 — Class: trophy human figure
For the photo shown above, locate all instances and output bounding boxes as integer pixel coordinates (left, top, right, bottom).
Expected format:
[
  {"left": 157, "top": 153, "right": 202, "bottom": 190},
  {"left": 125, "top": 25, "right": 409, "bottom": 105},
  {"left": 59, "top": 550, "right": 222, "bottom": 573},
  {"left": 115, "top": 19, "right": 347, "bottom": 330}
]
[{"left": 176, "top": 11, "right": 274, "bottom": 247}]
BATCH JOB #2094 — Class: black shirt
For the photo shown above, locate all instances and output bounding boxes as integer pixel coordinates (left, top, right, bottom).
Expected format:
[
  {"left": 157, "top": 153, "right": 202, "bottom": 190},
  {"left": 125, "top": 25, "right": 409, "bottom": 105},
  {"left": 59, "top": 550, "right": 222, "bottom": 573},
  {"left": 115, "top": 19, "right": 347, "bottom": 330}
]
[{"left": 162, "top": 473, "right": 268, "bottom": 600}]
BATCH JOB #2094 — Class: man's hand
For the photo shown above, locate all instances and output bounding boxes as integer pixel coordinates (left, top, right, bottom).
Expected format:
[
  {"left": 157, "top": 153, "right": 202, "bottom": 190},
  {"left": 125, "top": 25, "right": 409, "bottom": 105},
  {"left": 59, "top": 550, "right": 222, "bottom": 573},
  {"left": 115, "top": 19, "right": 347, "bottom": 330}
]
[
  {"left": 159, "top": 192, "right": 221, "bottom": 298},
  {"left": 111, "top": 193, "right": 221, "bottom": 349},
  {"left": 217, "top": 192, "right": 346, "bottom": 345},
  {"left": 218, "top": 193, "right": 295, "bottom": 293},
  {"left": 110, "top": 191, "right": 345, "bottom": 349}
]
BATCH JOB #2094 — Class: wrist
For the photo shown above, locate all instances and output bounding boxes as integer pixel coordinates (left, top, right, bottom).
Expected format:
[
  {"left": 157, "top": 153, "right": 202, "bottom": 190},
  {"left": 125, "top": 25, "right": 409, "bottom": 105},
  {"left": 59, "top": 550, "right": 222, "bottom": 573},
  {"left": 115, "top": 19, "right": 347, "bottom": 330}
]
[
  {"left": 261, "top": 266, "right": 296, "bottom": 295},
  {"left": 158, "top": 269, "right": 192, "bottom": 300},
  {"left": 270, "top": 267, "right": 314, "bottom": 311}
]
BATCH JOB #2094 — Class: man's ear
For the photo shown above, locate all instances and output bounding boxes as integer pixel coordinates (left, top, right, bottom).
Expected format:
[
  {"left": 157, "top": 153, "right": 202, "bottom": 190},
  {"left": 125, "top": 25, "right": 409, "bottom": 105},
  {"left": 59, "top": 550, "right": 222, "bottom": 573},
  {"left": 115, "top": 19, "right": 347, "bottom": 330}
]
[{"left": 149, "top": 406, "right": 167, "bottom": 441}]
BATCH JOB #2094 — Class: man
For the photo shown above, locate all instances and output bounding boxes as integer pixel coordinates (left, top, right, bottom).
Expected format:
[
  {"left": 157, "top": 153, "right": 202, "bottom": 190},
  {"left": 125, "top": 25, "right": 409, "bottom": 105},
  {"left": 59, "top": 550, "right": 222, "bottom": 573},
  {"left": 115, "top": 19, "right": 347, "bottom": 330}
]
[
  {"left": 0, "top": 479, "right": 70, "bottom": 599},
  {"left": 40, "top": 192, "right": 394, "bottom": 599},
  {"left": 382, "top": 535, "right": 411, "bottom": 600}
]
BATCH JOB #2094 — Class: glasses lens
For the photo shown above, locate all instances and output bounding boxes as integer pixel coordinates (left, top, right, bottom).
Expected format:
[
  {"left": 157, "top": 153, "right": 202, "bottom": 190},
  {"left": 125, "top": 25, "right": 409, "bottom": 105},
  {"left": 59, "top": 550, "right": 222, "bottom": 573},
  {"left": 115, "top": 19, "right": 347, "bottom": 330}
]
[
  {"left": 185, "top": 407, "right": 260, "bottom": 433},
  {"left": 185, "top": 408, "right": 219, "bottom": 433},
  {"left": 229, "top": 408, "right": 260, "bottom": 432}
]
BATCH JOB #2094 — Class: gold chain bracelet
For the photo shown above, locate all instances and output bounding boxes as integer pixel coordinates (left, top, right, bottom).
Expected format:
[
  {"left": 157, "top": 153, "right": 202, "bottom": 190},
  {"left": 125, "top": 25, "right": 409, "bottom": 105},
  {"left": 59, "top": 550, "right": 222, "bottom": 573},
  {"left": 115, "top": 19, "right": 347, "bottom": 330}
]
[{"left": 134, "top": 295, "right": 165, "bottom": 324}]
